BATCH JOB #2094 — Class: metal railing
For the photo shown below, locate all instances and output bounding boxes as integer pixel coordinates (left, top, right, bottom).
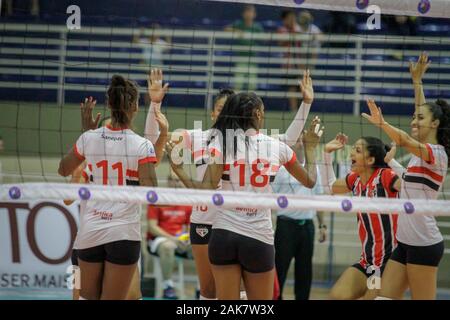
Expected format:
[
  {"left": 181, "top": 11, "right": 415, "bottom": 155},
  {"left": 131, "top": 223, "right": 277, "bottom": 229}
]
[{"left": 1, "top": 23, "right": 449, "bottom": 113}]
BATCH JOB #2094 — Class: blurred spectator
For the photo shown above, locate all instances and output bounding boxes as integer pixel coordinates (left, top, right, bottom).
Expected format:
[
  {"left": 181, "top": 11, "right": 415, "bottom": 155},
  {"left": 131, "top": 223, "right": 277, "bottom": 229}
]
[
  {"left": 272, "top": 136, "right": 327, "bottom": 300},
  {"left": 1, "top": 0, "right": 39, "bottom": 17},
  {"left": 298, "top": 10, "right": 322, "bottom": 70},
  {"left": 133, "top": 23, "right": 171, "bottom": 68},
  {"left": 384, "top": 15, "right": 419, "bottom": 59},
  {"left": 277, "top": 10, "right": 302, "bottom": 112},
  {"left": 147, "top": 174, "right": 192, "bottom": 300},
  {"left": 385, "top": 15, "right": 418, "bottom": 36},
  {"left": 225, "top": 5, "right": 263, "bottom": 91}
]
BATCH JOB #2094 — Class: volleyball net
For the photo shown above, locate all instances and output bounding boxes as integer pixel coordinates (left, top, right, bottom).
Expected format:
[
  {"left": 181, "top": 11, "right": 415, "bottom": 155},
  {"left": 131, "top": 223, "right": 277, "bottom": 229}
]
[
  {"left": 0, "top": 0, "right": 449, "bottom": 202},
  {"left": 1, "top": 182, "right": 450, "bottom": 216}
]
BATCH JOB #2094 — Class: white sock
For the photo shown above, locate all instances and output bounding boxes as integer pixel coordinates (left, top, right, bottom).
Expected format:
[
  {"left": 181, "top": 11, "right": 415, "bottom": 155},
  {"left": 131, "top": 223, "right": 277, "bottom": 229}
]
[
  {"left": 78, "top": 296, "right": 88, "bottom": 300},
  {"left": 375, "top": 296, "right": 392, "bottom": 300},
  {"left": 240, "top": 291, "right": 248, "bottom": 300},
  {"left": 163, "top": 279, "right": 174, "bottom": 288},
  {"left": 200, "top": 294, "right": 217, "bottom": 300}
]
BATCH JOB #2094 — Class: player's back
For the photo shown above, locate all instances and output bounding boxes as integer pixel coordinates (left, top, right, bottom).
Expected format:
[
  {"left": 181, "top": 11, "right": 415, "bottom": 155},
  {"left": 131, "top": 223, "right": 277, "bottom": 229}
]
[
  {"left": 73, "top": 125, "right": 156, "bottom": 249},
  {"left": 210, "top": 131, "right": 296, "bottom": 244}
]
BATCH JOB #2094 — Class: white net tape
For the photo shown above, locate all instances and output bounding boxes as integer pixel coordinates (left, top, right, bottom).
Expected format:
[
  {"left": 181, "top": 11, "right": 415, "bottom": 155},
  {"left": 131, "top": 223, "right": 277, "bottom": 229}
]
[{"left": 2, "top": 183, "right": 450, "bottom": 216}]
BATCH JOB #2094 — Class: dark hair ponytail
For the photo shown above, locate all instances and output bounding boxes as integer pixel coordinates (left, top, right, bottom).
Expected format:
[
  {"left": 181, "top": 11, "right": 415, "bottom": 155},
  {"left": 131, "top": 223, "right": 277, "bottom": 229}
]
[
  {"left": 208, "top": 92, "right": 263, "bottom": 160},
  {"left": 106, "top": 75, "right": 139, "bottom": 127},
  {"left": 427, "top": 99, "right": 450, "bottom": 163},
  {"left": 214, "top": 88, "right": 235, "bottom": 105},
  {"left": 361, "top": 136, "right": 391, "bottom": 169}
]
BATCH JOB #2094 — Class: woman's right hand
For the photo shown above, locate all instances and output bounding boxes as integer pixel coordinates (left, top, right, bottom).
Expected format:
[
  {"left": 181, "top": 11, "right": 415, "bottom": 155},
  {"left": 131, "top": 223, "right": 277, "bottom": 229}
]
[
  {"left": 165, "top": 140, "right": 184, "bottom": 169},
  {"left": 325, "top": 133, "right": 348, "bottom": 153},
  {"left": 155, "top": 110, "right": 169, "bottom": 134},
  {"left": 148, "top": 68, "right": 169, "bottom": 104},
  {"left": 384, "top": 142, "right": 397, "bottom": 164},
  {"left": 409, "top": 52, "right": 430, "bottom": 83},
  {"left": 81, "top": 96, "right": 100, "bottom": 131},
  {"left": 299, "top": 69, "right": 314, "bottom": 104}
]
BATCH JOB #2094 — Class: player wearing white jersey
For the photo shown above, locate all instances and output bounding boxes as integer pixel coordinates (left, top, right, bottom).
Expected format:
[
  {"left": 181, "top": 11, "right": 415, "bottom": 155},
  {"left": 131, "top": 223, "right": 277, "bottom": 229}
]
[
  {"left": 65, "top": 113, "right": 144, "bottom": 300},
  {"left": 145, "top": 69, "right": 315, "bottom": 299},
  {"left": 363, "top": 53, "right": 450, "bottom": 300},
  {"left": 166, "top": 92, "right": 322, "bottom": 300},
  {"left": 59, "top": 75, "right": 162, "bottom": 300}
]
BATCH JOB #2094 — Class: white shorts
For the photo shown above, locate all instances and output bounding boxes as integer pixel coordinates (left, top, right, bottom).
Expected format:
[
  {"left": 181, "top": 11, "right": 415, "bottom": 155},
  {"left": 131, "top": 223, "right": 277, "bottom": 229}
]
[{"left": 147, "top": 237, "right": 169, "bottom": 255}]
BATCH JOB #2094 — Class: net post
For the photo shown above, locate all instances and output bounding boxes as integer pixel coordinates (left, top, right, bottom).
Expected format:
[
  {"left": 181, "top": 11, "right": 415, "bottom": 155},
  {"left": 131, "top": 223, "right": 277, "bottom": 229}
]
[
  {"left": 353, "top": 37, "right": 363, "bottom": 116},
  {"left": 204, "top": 32, "right": 215, "bottom": 112},
  {"left": 57, "top": 29, "right": 67, "bottom": 107}
]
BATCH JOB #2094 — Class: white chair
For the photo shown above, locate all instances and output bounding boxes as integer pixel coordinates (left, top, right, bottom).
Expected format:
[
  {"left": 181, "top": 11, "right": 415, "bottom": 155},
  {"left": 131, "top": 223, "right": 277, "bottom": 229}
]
[{"left": 151, "top": 254, "right": 185, "bottom": 299}]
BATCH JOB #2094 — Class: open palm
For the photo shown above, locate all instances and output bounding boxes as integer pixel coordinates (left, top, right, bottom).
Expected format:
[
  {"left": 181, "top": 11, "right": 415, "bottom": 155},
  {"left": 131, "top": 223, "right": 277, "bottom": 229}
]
[
  {"left": 303, "top": 116, "right": 323, "bottom": 149},
  {"left": 362, "top": 99, "right": 386, "bottom": 128},
  {"left": 148, "top": 68, "right": 169, "bottom": 104},
  {"left": 410, "top": 52, "right": 430, "bottom": 82},
  {"left": 81, "top": 96, "right": 100, "bottom": 131},
  {"left": 325, "top": 133, "right": 348, "bottom": 153},
  {"left": 299, "top": 69, "right": 314, "bottom": 104}
]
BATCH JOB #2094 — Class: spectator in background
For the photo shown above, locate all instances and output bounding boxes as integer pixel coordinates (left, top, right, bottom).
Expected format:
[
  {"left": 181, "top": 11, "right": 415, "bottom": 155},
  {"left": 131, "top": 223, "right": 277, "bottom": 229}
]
[
  {"left": 147, "top": 174, "right": 192, "bottom": 300},
  {"left": 272, "top": 134, "right": 327, "bottom": 300},
  {"left": 386, "top": 15, "right": 418, "bottom": 37},
  {"left": 1, "top": 0, "right": 39, "bottom": 17},
  {"left": 133, "top": 23, "right": 171, "bottom": 68},
  {"left": 225, "top": 5, "right": 263, "bottom": 91},
  {"left": 385, "top": 15, "right": 419, "bottom": 59},
  {"left": 298, "top": 10, "right": 322, "bottom": 70},
  {"left": 278, "top": 10, "right": 302, "bottom": 112}
]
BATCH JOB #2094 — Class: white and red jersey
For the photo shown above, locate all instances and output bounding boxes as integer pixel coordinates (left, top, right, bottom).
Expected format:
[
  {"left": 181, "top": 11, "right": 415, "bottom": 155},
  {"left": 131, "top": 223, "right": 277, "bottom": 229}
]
[
  {"left": 208, "top": 132, "right": 296, "bottom": 245},
  {"left": 397, "top": 143, "right": 447, "bottom": 246},
  {"left": 72, "top": 124, "right": 157, "bottom": 250},
  {"left": 346, "top": 168, "right": 399, "bottom": 269},
  {"left": 179, "top": 128, "right": 218, "bottom": 225}
]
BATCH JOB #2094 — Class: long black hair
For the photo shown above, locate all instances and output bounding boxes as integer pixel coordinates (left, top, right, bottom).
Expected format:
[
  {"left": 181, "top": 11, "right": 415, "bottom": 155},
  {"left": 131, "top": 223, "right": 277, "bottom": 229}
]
[
  {"left": 426, "top": 99, "right": 450, "bottom": 163},
  {"left": 208, "top": 92, "right": 263, "bottom": 161},
  {"left": 360, "top": 136, "right": 391, "bottom": 169}
]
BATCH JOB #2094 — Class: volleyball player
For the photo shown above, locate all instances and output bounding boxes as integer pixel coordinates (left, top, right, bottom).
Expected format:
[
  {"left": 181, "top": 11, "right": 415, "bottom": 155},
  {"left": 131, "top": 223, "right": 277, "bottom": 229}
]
[
  {"left": 320, "top": 134, "right": 400, "bottom": 299},
  {"left": 146, "top": 68, "right": 316, "bottom": 299},
  {"left": 65, "top": 100, "right": 146, "bottom": 300},
  {"left": 58, "top": 75, "right": 159, "bottom": 300},
  {"left": 363, "top": 53, "right": 450, "bottom": 300},
  {"left": 166, "top": 92, "right": 322, "bottom": 300}
]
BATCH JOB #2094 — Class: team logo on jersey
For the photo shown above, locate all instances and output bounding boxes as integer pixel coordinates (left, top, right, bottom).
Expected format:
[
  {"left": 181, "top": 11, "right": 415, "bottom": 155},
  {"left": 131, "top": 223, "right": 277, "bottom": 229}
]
[{"left": 196, "top": 227, "right": 209, "bottom": 238}]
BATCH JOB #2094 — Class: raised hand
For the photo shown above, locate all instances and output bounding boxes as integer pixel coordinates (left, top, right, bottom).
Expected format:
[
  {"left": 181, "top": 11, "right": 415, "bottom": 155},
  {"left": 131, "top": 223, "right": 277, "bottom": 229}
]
[
  {"left": 409, "top": 52, "right": 430, "bottom": 83},
  {"left": 155, "top": 110, "right": 169, "bottom": 134},
  {"left": 81, "top": 96, "right": 101, "bottom": 132},
  {"left": 362, "top": 99, "right": 386, "bottom": 128},
  {"left": 148, "top": 68, "right": 169, "bottom": 104},
  {"left": 384, "top": 142, "right": 397, "bottom": 164},
  {"left": 325, "top": 133, "right": 348, "bottom": 153},
  {"left": 165, "top": 140, "right": 184, "bottom": 169},
  {"left": 302, "top": 116, "right": 324, "bottom": 149},
  {"left": 299, "top": 69, "right": 314, "bottom": 104}
]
